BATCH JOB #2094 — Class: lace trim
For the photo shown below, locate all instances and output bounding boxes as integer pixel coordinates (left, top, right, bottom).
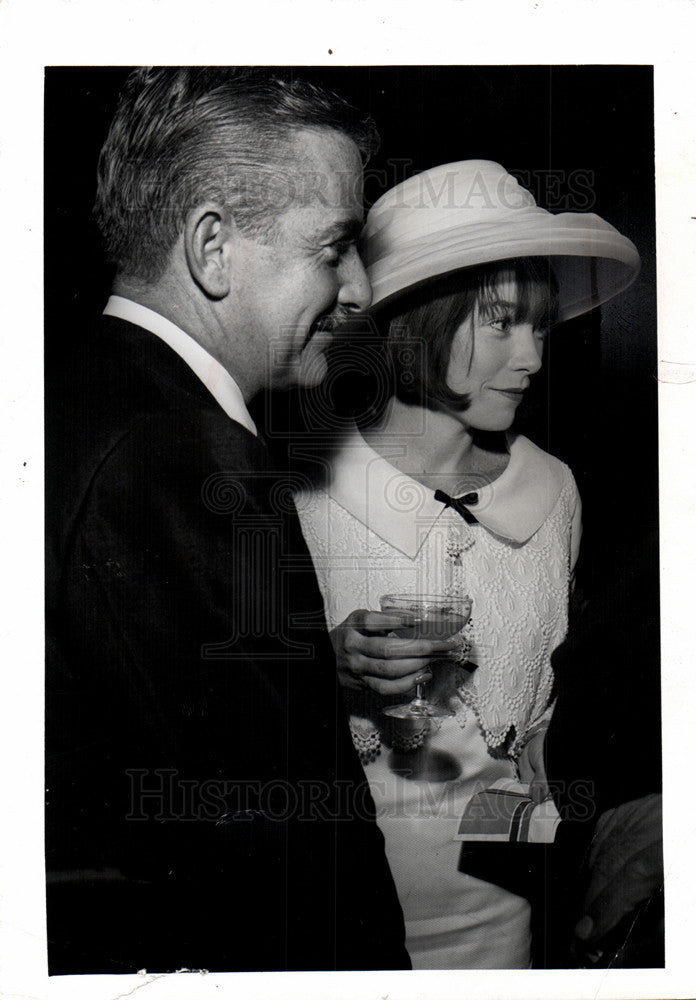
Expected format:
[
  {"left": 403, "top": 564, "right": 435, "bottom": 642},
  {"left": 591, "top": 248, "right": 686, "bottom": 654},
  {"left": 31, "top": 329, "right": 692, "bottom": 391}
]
[
  {"left": 349, "top": 717, "right": 382, "bottom": 765},
  {"left": 349, "top": 706, "right": 447, "bottom": 759}
]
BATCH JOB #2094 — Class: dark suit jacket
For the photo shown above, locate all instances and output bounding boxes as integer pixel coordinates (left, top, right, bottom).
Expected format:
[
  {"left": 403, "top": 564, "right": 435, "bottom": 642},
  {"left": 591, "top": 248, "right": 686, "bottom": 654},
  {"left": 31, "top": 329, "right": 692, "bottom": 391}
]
[
  {"left": 539, "top": 527, "right": 663, "bottom": 966},
  {"left": 45, "top": 316, "right": 409, "bottom": 974}
]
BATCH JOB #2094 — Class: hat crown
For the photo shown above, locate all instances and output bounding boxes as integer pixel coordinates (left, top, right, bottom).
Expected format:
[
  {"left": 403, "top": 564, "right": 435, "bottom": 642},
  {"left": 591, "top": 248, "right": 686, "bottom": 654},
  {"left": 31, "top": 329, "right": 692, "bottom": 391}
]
[{"left": 369, "top": 160, "right": 536, "bottom": 222}]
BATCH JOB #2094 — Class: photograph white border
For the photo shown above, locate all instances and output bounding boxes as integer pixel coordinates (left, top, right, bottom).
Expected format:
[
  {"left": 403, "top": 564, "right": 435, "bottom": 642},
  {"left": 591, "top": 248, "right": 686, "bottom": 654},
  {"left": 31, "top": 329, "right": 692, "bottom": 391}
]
[{"left": 1, "top": 2, "right": 694, "bottom": 998}]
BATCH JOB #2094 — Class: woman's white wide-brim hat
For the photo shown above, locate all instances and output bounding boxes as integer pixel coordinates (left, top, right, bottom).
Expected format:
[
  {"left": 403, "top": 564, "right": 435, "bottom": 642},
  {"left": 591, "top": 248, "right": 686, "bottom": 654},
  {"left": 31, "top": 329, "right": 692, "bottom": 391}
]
[{"left": 361, "top": 160, "right": 641, "bottom": 321}]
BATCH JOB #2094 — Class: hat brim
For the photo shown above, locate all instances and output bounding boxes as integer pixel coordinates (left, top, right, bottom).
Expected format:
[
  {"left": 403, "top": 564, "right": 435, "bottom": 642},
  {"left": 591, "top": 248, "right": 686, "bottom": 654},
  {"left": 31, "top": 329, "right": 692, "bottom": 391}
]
[{"left": 364, "top": 212, "right": 641, "bottom": 322}]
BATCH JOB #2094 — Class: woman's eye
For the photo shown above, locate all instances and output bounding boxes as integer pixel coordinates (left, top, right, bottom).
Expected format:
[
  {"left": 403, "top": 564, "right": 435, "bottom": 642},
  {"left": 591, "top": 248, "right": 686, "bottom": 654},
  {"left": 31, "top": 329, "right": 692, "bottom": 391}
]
[{"left": 489, "top": 316, "right": 512, "bottom": 333}]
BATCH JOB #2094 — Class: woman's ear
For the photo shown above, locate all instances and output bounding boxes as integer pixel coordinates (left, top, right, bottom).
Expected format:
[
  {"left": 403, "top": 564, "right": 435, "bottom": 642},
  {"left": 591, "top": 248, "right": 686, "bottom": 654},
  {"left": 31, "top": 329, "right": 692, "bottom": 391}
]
[{"left": 183, "top": 203, "right": 234, "bottom": 299}]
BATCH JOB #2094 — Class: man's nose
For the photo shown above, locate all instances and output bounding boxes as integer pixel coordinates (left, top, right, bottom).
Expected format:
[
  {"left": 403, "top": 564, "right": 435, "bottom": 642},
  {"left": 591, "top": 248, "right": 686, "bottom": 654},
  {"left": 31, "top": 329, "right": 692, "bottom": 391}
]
[
  {"left": 337, "top": 247, "right": 372, "bottom": 312},
  {"left": 511, "top": 324, "right": 544, "bottom": 375}
]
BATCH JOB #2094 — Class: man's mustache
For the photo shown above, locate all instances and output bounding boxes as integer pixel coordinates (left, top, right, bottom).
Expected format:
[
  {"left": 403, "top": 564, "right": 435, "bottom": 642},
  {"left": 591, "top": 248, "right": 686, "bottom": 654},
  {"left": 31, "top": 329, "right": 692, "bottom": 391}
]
[{"left": 304, "top": 308, "right": 354, "bottom": 346}]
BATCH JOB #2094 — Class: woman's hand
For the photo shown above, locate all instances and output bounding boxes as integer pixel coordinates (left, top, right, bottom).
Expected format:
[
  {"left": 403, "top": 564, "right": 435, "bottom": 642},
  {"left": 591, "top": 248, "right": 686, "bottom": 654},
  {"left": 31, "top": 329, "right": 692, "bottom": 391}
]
[
  {"left": 331, "top": 609, "right": 458, "bottom": 696},
  {"left": 517, "top": 728, "right": 550, "bottom": 803}
]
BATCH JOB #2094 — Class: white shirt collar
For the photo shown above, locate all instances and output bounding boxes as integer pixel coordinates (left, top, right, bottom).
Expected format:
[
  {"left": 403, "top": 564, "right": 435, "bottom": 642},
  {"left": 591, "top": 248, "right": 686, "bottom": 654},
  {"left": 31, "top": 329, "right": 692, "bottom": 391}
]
[
  {"left": 326, "top": 426, "right": 565, "bottom": 557},
  {"left": 103, "top": 295, "right": 258, "bottom": 437}
]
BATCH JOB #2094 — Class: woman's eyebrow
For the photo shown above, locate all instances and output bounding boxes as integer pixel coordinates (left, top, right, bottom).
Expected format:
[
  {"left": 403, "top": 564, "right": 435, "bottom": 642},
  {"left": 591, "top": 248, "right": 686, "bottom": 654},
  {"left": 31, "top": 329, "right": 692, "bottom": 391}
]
[
  {"left": 486, "top": 299, "right": 517, "bottom": 309},
  {"left": 480, "top": 298, "right": 516, "bottom": 312}
]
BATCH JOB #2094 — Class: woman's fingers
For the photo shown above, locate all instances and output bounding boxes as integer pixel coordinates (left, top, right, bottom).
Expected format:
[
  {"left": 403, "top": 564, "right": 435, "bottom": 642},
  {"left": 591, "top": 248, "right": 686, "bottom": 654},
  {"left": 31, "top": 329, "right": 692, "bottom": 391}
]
[
  {"left": 331, "top": 611, "right": 455, "bottom": 693},
  {"left": 341, "top": 610, "right": 458, "bottom": 652},
  {"left": 340, "top": 609, "right": 408, "bottom": 633},
  {"left": 363, "top": 669, "right": 432, "bottom": 697},
  {"left": 352, "top": 651, "right": 436, "bottom": 679},
  {"left": 348, "top": 630, "right": 457, "bottom": 661},
  {"left": 351, "top": 610, "right": 415, "bottom": 633},
  {"left": 342, "top": 643, "right": 434, "bottom": 694},
  {"left": 517, "top": 731, "right": 550, "bottom": 803}
]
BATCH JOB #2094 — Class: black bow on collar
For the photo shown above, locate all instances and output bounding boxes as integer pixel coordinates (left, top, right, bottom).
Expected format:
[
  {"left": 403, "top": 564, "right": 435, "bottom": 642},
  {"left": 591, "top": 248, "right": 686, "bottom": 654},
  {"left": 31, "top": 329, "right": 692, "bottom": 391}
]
[{"left": 434, "top": 488, "right": 479, "bottom": 525}]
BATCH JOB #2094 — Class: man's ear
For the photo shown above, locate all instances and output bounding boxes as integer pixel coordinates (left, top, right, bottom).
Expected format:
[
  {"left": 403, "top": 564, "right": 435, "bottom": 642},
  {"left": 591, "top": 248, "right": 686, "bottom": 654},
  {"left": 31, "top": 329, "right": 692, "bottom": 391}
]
[{"left": 183, "top": 203, "right": 235, "bottom": 299}]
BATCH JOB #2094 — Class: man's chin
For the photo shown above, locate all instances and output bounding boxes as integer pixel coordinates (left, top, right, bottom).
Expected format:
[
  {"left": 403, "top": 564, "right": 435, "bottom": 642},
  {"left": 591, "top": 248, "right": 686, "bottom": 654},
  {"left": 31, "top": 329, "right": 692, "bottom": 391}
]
[
  {"left": 295, "top": 343, "right": 329, "bottom": 388},
  {"left": 292, "top": 331, "right": 333, "bottom": 388}
]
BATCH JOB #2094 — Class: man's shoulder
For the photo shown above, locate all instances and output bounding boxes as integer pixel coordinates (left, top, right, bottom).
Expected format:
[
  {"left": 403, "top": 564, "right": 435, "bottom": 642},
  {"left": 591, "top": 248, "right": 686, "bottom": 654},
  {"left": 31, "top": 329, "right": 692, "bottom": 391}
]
[
  {"left": 48, "top": 315, "right": 263, "bottom": 465},
  {"left": 45, "top": 316, "right": 271, "bottom": 561},
  {"left": 49, "top": 315, "right": 198, "bottom": 426}
]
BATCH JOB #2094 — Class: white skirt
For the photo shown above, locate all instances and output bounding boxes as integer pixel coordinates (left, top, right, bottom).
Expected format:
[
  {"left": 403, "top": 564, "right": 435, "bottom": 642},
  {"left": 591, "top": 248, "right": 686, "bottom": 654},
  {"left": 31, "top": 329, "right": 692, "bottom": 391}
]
[{"left": 365, "top": 708, "right": 531, "bottom": 969}]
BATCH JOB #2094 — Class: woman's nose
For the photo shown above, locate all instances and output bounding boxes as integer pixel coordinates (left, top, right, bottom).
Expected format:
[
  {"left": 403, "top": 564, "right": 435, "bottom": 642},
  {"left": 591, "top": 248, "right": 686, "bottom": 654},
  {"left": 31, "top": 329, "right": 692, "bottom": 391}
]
[
  {"left": 337, "top": 247, "right": 373, "bottom": 312},
  {"left": 511, "top": 324, "right": 544, "bottom": 375}
]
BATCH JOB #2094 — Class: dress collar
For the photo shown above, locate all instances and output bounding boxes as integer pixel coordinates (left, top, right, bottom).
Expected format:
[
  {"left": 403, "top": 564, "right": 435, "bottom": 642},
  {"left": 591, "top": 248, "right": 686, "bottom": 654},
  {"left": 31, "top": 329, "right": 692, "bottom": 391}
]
[{"left": 327, "top": 426, "right": 565, "bottom": 558}]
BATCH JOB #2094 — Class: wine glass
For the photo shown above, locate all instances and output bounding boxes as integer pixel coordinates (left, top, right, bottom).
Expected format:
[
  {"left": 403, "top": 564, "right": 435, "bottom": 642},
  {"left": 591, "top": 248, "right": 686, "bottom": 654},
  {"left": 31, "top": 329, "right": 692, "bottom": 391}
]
[{"left": 379, "top": 593, "right": 472, "bottom": 720}]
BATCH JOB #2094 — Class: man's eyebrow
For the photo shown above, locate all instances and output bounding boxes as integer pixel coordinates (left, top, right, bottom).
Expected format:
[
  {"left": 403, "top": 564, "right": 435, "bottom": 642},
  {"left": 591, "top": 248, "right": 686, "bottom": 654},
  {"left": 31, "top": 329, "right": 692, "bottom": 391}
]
[{"left": 312, "top": 218, "right": 364, "bottom": 244}]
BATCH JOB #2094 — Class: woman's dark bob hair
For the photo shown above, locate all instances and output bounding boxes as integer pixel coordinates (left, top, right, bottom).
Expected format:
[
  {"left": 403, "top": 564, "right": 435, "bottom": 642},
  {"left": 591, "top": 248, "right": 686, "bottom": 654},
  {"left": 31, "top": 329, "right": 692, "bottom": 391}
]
[{"left": 376, "top": 256, "right": 559, "bottom": 412}]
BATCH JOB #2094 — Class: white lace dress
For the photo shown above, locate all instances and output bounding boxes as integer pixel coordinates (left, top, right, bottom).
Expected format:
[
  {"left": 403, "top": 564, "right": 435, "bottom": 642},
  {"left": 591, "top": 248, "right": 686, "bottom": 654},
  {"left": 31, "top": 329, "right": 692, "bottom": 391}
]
[{"left": 296, "top": 428, "right": 581, "bottom": 969}]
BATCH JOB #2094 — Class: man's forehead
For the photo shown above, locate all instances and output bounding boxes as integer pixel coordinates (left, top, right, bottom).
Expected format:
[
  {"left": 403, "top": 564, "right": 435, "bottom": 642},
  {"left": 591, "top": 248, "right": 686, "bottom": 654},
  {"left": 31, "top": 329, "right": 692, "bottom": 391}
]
[
  {"left": 251, "top": 128, "right": 365, "bottom": 237},
  {"left": 291, "top": 126, "right": 364, "bottom": 170},
  {"left": 288, "top": 129, "right": 364, "bottom": 207}
]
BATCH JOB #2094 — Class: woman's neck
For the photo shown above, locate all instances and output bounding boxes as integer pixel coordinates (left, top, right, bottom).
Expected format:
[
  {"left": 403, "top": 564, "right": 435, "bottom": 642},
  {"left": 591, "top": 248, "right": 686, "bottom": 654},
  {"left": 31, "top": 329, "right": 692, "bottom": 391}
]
[{"left": 361, "top": 397, "right": 510, "bottom": 493}]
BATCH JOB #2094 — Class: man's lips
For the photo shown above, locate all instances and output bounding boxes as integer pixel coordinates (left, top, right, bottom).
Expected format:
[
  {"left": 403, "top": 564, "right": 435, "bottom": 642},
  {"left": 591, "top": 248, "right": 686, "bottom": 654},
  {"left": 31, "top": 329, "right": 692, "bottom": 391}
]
[{"left": 303, "top": 310, "right": 350, "bottom": 349}]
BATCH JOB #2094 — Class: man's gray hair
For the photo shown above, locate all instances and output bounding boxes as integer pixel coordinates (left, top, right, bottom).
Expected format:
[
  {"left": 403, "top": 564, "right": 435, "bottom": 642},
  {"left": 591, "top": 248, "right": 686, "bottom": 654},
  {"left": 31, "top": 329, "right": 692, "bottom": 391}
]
[{"left": 94, "top": 67, "right": 380, "bottom": 282}]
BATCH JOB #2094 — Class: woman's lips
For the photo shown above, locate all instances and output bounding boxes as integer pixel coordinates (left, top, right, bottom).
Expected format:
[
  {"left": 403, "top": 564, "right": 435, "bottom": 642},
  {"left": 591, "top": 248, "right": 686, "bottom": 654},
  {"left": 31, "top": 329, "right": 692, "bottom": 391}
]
[{"left": 492, "top": 387, "right": 525, "bottom": 402}]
